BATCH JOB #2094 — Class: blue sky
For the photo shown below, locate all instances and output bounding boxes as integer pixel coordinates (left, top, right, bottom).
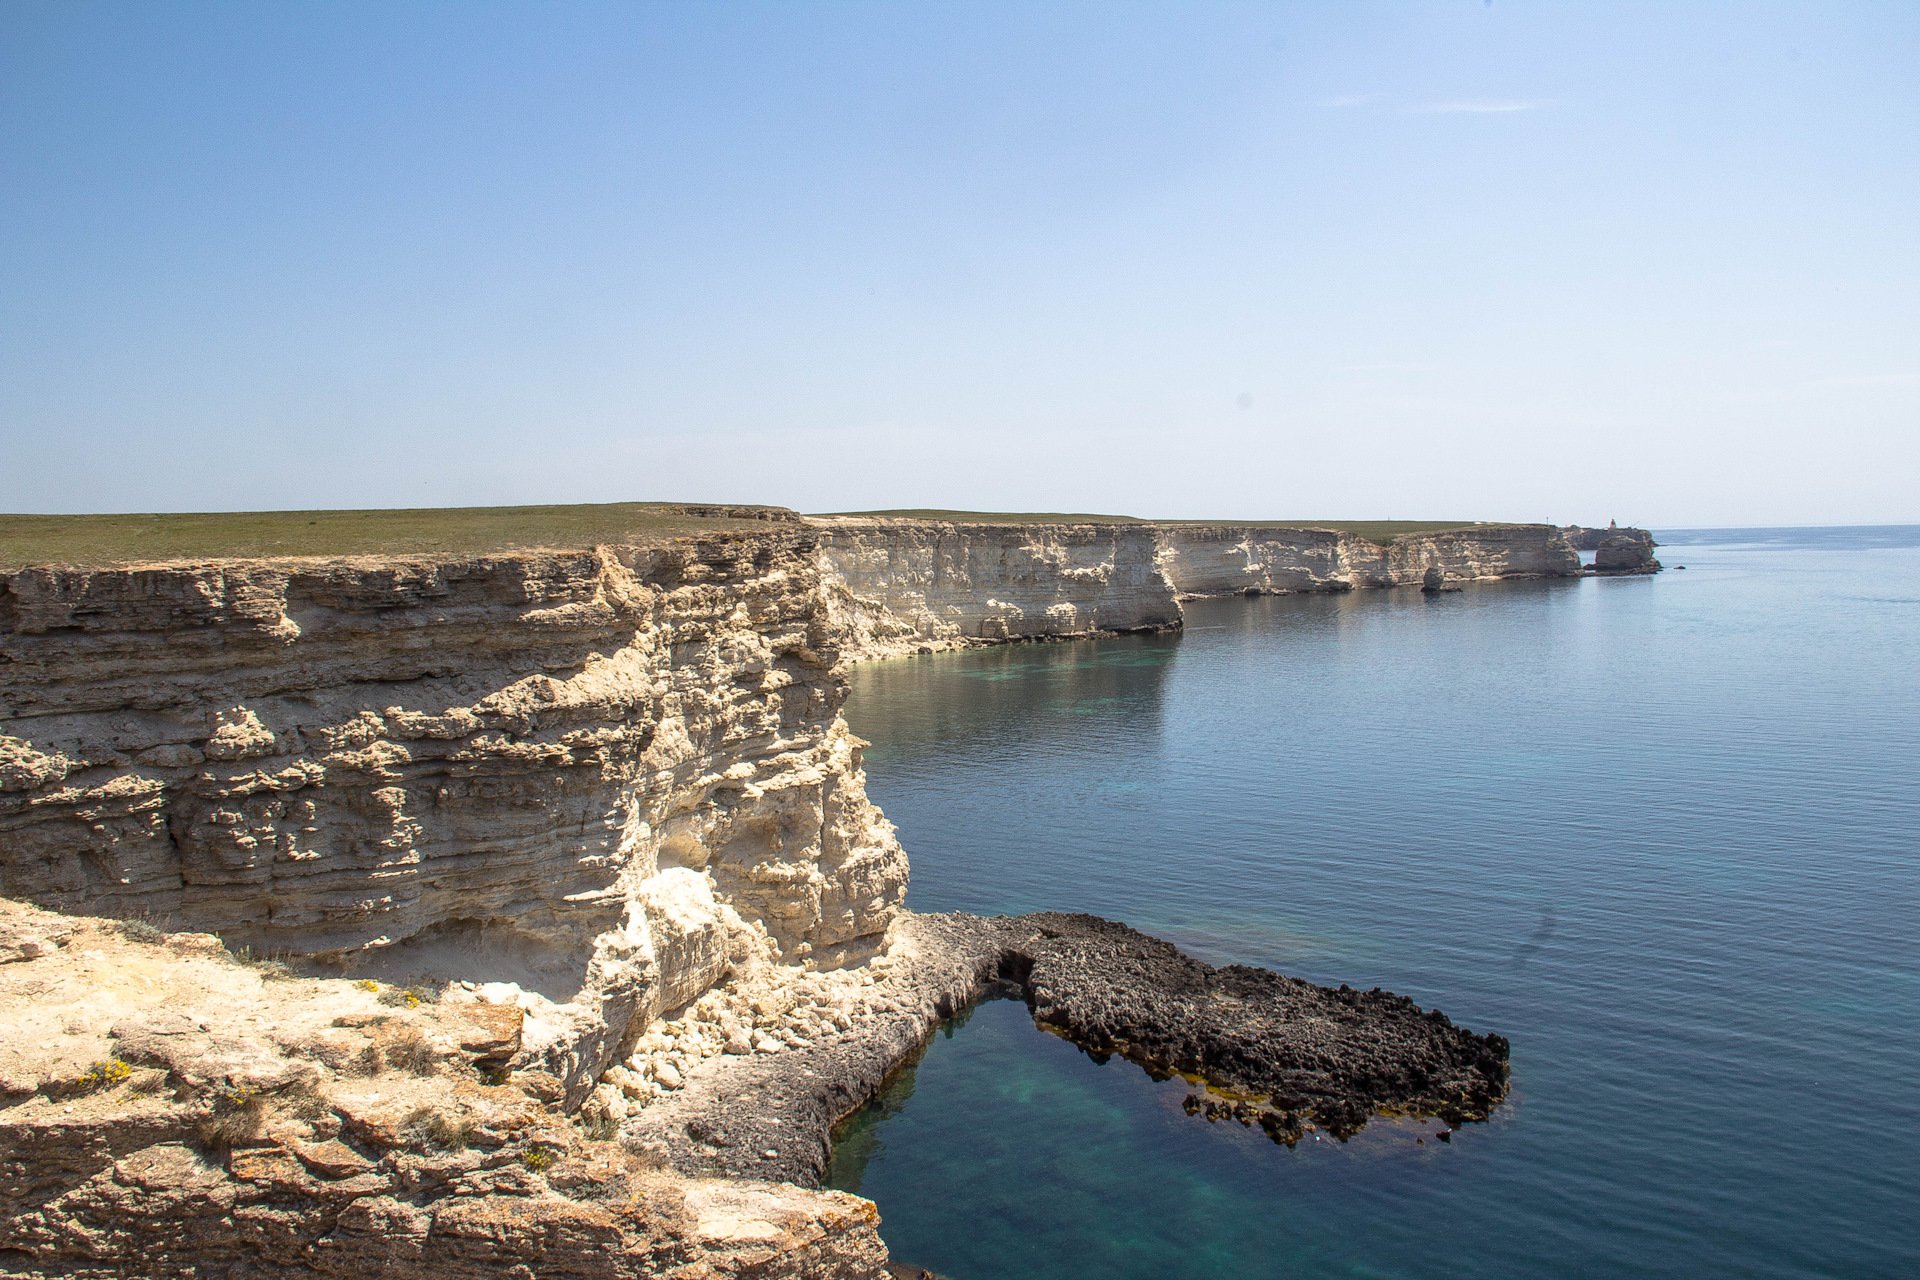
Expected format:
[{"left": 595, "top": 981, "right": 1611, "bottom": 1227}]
[{"left": 3, "top": 1, "right": 1915, "bottom": 525}]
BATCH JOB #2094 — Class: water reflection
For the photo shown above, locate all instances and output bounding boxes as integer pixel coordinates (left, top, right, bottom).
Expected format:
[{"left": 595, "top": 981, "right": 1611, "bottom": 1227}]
[{"left": 848, "top": 632, "right": 1178, "bottom": 771}]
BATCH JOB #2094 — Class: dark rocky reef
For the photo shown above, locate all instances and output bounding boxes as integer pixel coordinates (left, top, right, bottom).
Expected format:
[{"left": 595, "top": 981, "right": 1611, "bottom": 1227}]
[
  {"left": 1006, "top": 912, "right": 1509, "bottom": 1141},
  {"left": 626, "top": 912, "right": 1510, "bottom": 1186}
]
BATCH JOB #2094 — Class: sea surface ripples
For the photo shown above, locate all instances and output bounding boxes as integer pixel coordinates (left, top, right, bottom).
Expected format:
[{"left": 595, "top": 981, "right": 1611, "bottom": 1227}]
[{"left": 827, "top": 528, "right": 1920, "bottom": 1280}]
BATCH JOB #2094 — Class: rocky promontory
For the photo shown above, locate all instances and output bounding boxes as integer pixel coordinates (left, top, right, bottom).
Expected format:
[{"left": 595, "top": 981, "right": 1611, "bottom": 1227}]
[
  {"left": 1561, "top": 523, "right": 1663, "bottom": 575},
  {"left": 623, "top": 912, "right": 1508, "bottom": 1188},
  {"left": 1590, "top": 531, "right": 1662, "bottom": 575}
]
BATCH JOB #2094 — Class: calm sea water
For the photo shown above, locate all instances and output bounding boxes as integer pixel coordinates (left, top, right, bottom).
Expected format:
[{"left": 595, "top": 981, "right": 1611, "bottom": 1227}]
[{"left": 826, "top": 527, "right": 1920, "bottom": 1280}]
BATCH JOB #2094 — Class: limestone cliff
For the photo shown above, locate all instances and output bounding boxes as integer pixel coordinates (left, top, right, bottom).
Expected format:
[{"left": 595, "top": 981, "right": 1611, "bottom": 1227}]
[
  {"left": 810, "top": 517, "right": 1181, "bottom": 659},
  {"left": 1156, "top": 523, "right": 1580, "bottom": 596},
  {"left": 815, "top": 518, "right": 1578, "bottom": 656},
  {"left": 0, "top": 530, "right": 906, "bottom": 1103}
]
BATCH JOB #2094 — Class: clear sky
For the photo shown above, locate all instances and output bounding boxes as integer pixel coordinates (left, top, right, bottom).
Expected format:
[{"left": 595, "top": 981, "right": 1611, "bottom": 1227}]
[{"left": 3, "top": 1, "right": 1915, "bottom": 526}]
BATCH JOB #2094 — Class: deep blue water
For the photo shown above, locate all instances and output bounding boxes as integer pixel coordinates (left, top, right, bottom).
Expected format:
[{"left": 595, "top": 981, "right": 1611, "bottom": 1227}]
[{"left": 826, "top": 527, "right": 1920, "bottom": 1280}]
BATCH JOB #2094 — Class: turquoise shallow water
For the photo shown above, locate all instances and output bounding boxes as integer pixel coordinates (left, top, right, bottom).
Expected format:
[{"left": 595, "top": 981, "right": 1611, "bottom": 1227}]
[{"left": 825, "top": 527, "right": 1920, "bottom": 1280}]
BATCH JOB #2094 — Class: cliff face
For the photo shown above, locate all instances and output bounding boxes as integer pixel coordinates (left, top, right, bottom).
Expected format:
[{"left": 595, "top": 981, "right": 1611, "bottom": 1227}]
[
  {"left": 1560, "top": 523, "right": 1657, "bottom": 552},
  {"left": 816, "top": 520, "right": 1579, "bottom": 655},
  {"left": 1156, "top": 523, "right": 1579, "bottom": 596},
  {"left": 1590, "top": 531, "right": 1661, "bottom": 575},
  {"left": 0, "top": 531, "right": 906, "bottom": 1100},
  {"left": 811, "top": 518, "right": 1182, "bottom": 659}
]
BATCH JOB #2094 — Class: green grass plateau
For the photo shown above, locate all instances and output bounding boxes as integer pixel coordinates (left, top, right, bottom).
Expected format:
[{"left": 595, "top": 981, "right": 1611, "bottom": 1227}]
[
  {"left": 0, "top": 502, "right": 793, "bottom": 571},
  {"left": 1, "top": 502, "right": 1493, "bottom": 571}
]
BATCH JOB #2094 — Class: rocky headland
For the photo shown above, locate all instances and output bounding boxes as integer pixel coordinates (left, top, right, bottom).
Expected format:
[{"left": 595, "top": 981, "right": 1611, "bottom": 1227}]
[
  {"left": 0, "top": 507, "right": 1528, "bottom": 1277},
  {"left": 1561, "top": 524, "right": 1663, "bottom": 576}
]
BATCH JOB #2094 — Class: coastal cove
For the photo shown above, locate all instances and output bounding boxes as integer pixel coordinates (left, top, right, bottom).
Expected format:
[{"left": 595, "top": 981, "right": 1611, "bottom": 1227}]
[{"left": 830, "top": 527, "right": 1920, "bottom": 1280}]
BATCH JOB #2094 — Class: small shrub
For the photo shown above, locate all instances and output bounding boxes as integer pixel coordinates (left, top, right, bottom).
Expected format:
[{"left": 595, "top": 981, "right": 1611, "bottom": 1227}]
[
  {"left": 383, "top": 1027, "right": 437, "bottom": 1076},
  {"left": 195, "top": 1084, "right": 267, "bottom": 1151},
  {"left": 521, "top": 1145, "right": 556, "bottom": 1172},
  {"left": 377, "top": 983, "right": 437, "bottom": 1010},
  {"left": 116, "top": 919, "right": 165, "bottom": 945},
  {"left": 477, "top": 1064, "right": 512, "bottom": 1087},
  {"left": 402, "top": 1105, "right": 476, "bottom": 1151},
  {"left": 50, "top": 1058, "right": 134, "bottom": 1097},
  {"left": 578, "top": 1109, "right": 619, "bottom": 1142},
  {"left": 230, "top": 945, "right": 297, "bottom": 978},
  {"left": 279, "top": 1075, "right": 333, "bottom": 1121},
  {"left": 354, "top": 979, "right": 381, "bottom": 993}
]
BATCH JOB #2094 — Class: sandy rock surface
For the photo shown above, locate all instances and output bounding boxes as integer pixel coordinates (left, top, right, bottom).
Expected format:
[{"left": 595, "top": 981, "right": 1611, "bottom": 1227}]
[{"left": 0, "top": 899, "right": 889, "bottom": 1279}]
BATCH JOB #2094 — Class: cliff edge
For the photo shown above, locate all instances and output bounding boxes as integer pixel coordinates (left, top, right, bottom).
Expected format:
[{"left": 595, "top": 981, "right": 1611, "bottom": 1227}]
[{"left": 0, "top": 529, "right": 906, "bottom": 1109}]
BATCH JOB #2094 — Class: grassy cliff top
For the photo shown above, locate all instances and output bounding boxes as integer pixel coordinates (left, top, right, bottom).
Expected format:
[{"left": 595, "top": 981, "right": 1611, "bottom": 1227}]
[
  {"left": 0, "top": 502, "right": 798, "bottom": 571},
  {"left": 820, "top": 511, "right": 1485, "bottom": 546},
  {"left": 1, "top": 503, "right": 1509, "bottom": 570}
]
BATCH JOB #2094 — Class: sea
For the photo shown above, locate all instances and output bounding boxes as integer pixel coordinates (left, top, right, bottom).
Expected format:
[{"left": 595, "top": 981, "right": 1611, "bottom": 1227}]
[{"left": 824, "top": 527, "right": 1920, "bottom": 1280}]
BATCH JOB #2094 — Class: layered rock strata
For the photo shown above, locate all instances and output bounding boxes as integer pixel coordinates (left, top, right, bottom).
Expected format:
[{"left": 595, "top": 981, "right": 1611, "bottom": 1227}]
[
  {"left": 814, "top": 518, "right": 1579, "bottom": 657},
  {"left": 1589, "top": 531, "right": 1662, "bottom": 575},
  {"left": 0, "top": 900, "right": 889, "bottom": 1280},
  {"left": 622, "top": 912, "right": 1510, "bottom": 1187},
  {"left": 0, "top": 532, "right": 907, "bottom": 1105},
  {"left": 809, "top": 517, "right": 1181, "bottom": 659},
  {"left": 1154, "top": 522, "right": 1578, "bottom": 597}
]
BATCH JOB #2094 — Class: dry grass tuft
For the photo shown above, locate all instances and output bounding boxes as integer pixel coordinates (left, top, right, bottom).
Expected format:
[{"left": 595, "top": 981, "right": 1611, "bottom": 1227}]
[
  {"left": 194, "top": 1084, "right": 267, "bottom": 1151},
  {"left": 402, "top": 1105, "right": 477, "bottom": 1151},
  {"left": 382, "top": 1027, "right": 438, "bottom": 1076},
  {"left": 115, "top": 919, "right": 166, "bottom": 945}
]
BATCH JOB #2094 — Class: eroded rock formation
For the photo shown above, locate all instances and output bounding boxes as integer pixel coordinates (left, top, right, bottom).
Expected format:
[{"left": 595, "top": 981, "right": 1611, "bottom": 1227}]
[
  {"left": 1590, "top": 531, "right": 1662, "bottom": 575},
  {"left": 810, "top": 517, "right": 1181, "bottom": 658},
  {"left": 624, "top": 912, "right": 1510, "bottom": 1187},
  {"left": 0, "top": 532, "right": 906, "bottom": 1104},
  {"left": 1156, "top": 522, "right": 1577, "bottom": 597},
  {"left": 814, "top": 518, "right": 1579, "bottom": 657},
  {"left": 0, "top": 900, "right": 889, "bottom": 1280}
]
